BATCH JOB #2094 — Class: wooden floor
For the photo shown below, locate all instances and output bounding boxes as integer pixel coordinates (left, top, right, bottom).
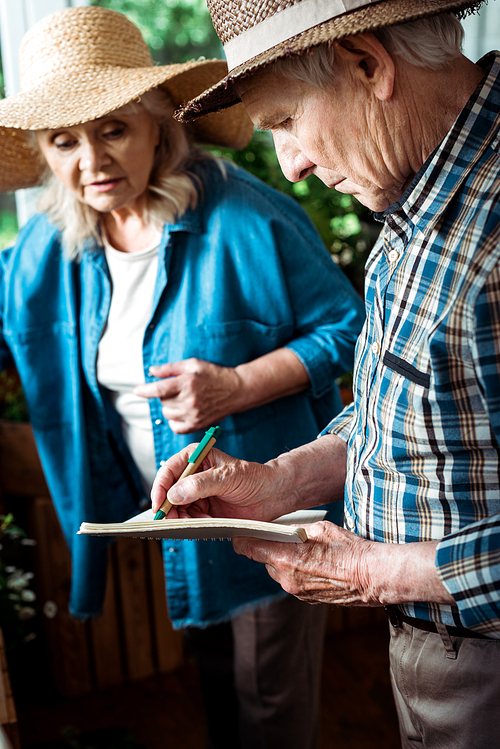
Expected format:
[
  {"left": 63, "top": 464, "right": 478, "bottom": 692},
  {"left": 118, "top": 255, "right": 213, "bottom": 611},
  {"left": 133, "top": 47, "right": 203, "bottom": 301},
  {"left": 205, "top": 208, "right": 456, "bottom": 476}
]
[{"left": 14, "top": 615, "right": 401, "bottom": 749}]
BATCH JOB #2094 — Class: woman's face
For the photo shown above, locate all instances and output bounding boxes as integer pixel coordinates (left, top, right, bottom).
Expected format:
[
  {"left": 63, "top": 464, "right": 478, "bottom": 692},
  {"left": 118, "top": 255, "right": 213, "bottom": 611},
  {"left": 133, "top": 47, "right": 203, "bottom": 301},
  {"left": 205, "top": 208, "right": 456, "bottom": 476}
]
[{"left": 36, "top": 110, "right": 160, "bottom": 214}]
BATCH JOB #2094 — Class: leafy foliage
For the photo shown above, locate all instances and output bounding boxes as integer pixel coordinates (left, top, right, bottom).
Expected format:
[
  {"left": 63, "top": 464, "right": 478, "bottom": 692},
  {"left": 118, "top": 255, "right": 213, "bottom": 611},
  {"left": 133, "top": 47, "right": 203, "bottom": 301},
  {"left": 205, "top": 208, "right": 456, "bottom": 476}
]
[
  {"left": 0, "top": 209, "right": 18, "bottom": 251},
  {"left": 0, "top": 365, "right": 28, "bottom": 422},
  {"left": 210, "top": 132, "right": 376, "bottom": 292},
  {"left": 0, "top": 514, "right": 37, "bottom": 653},
  {"left": 90, "top": 0, "right": 222, "bottom": 63}
]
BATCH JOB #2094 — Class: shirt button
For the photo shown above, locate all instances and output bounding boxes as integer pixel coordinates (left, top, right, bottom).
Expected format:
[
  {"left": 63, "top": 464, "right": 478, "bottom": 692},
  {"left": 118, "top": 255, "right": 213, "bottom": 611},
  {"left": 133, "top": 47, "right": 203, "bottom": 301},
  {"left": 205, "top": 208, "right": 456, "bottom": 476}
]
[
  {"left": 388, "top": 249, "right": 399, "bottom": 263},
  {"left": 372, "top": 341, "right": 380, "bottom": 355},
  {"left": 346, "top": 517, "right": 355, "bottom": 531},
  {"left": 168, "top": 547, "right": 176, "bottom": 553},
  {"left": 355, "top": 434, "right": 363, "bottom": 448},
  {"left": 155, "top": 418, "right": 163, "bottom": 425},
  {"left": 160, "top": 460, "right": 166, "bottom": 466}
]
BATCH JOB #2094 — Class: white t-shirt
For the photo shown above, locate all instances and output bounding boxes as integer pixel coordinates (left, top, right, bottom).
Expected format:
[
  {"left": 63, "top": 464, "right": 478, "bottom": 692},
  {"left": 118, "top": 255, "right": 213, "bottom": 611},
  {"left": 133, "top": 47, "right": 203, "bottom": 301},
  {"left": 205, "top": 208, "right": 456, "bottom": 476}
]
[{"left": 97, "top": 234, "right": 160, "bottom": 493}]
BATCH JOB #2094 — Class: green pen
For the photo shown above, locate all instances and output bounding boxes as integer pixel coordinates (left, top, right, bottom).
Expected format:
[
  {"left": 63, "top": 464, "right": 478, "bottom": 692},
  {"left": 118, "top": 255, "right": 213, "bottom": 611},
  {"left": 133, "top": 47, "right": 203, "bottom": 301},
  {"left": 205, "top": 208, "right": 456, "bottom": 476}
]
[{"left": 154, "top": 425, "right": 222, "bottom": 520}]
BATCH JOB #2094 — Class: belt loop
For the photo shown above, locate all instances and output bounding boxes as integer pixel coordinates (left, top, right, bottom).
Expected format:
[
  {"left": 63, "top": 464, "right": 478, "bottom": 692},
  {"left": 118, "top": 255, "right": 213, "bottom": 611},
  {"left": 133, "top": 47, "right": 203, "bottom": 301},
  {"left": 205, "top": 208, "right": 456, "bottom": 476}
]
[
  {"left": 385, "top": 605, "right": 402, "bottom": 628},
  {"left": 435, "top": 621, "right": 457, "bottom": 660}
]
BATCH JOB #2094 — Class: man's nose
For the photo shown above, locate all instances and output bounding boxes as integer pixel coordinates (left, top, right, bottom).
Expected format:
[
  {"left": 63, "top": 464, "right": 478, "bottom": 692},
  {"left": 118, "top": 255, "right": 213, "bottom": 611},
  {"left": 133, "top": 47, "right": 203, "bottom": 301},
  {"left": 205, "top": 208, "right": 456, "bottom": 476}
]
[{"left": 273, "top": 133, "right": 315, "bottom": 183}]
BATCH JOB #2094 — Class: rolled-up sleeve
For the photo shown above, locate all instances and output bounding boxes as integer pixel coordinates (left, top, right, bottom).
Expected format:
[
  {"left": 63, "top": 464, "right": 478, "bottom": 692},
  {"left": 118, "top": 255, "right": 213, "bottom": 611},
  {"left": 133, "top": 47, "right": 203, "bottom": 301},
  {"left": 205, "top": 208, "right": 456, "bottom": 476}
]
[
  {"left": 267, "top": 193, "right": 365, "bottom": 399},
  {"left": 318, "top": 401, "right": 355, "bottom": 442},
  {"left": 436, "top": 515, "right": 500, "bottom": 636}
]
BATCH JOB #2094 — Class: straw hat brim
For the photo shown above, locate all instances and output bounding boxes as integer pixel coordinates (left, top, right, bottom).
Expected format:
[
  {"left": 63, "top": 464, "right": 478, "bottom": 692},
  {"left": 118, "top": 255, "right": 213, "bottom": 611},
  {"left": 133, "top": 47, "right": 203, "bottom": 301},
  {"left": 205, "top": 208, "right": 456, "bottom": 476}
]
[
  {"left": 0, "top": 59, "right": 254, "bottom": 191},
  {"left": 175, "top": 0, "right": 484, "bottom": 123}
]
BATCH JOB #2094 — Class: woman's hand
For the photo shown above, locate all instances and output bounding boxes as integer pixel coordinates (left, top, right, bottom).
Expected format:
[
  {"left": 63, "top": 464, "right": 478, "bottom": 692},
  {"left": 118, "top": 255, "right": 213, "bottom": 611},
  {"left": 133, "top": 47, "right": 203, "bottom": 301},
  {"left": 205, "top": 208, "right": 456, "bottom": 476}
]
[
  {"left": 134, "top": 349, "right": 310, "bottom": 434},
  {"left": 134, "top": 358, "right": 242, "bottom": 433}
]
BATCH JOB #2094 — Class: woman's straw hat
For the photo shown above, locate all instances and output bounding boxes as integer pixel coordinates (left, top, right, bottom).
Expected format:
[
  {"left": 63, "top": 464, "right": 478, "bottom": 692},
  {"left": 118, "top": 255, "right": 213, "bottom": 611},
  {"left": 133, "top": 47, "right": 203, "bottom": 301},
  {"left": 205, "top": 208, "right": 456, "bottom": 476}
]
[
  {"left": 0, "top": 6, "right": 254, "bottom": 192},
  {"left": 176, "top": 0, "right": 484, "bottom": 123}
]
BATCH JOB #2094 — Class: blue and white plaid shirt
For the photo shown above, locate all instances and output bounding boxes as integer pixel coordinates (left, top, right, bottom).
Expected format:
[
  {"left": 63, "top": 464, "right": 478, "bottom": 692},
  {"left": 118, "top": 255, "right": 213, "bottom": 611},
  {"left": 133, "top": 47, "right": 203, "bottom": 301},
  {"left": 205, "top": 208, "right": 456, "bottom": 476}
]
[{"left": 324, "top": 52, "right": 500, "bottom": 636}]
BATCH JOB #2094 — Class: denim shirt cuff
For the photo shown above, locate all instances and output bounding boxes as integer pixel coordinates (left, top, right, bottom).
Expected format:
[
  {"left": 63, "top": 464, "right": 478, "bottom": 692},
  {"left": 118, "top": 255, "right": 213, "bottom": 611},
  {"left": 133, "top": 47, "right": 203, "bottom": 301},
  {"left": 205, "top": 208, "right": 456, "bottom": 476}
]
[{"left": 285, "top": 339, "right": 336, "bottom": 398}]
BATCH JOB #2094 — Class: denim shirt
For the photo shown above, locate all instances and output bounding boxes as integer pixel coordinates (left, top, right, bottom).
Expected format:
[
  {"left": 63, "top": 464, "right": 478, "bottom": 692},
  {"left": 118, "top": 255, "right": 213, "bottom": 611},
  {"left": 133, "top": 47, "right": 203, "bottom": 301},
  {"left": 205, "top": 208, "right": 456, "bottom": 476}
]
[{"left": 0, "top": 161, "right": 364, "bottom": 625}]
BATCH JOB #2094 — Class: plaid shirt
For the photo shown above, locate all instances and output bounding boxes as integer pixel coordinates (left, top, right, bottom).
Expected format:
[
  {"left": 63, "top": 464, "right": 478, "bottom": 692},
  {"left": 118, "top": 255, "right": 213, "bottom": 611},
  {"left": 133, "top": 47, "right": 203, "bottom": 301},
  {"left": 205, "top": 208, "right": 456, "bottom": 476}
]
[{"left": 324, "top": 52, "right": 500, "bottom": 636}]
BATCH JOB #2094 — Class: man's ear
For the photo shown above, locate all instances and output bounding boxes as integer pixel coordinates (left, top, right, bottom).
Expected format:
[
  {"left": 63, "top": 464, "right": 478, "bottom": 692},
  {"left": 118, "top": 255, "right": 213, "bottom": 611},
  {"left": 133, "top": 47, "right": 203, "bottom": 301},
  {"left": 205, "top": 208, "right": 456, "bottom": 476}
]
[{"left": 334, "top": 33, "right": 395, "bottom": 101}]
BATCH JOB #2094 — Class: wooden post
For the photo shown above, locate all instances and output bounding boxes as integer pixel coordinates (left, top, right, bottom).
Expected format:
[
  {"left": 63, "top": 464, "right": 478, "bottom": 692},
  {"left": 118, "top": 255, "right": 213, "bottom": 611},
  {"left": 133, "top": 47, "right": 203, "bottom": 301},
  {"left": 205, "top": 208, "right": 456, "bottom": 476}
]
[
  {"left": 148, "top": 540, "right": 184, "bottom": 673},
  {"left": 29, "top": 497, "right": 93, "bottom": 697},
  {"left": 0, "top": 630, "right": 20, "bottom": 749},
  {"left": 88, "top": 553, "right": 125, "bottom": 690}
]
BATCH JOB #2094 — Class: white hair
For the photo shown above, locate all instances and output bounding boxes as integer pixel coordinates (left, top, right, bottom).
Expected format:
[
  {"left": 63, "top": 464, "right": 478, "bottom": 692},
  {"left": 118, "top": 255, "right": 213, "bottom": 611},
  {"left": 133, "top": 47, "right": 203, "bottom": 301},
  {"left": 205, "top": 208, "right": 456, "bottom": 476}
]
[
  {"left": 35, "top": 88, "right": 218, "bottom": 259},
  {"left": 271, "top": 12, "right": 464, "bottom": 88}
]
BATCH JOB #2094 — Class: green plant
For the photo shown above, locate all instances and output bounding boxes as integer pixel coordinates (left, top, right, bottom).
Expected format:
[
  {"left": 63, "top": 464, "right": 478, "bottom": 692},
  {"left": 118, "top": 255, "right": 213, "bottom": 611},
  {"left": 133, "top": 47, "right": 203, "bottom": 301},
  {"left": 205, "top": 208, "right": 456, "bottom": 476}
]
[
  {"left": 90, "top": 0, "right": 222, "bottom": 63},
  {"left": 0, "top": 514, "right": 37, "bottom": 653},
  {"left": 210, "top": 131, "right": 375, "bottom": 293},
  {"left": 0, "top": 366, "right": 29, "bottom": 422},
  {"left": 0, "top": 209, "right": 18, "bottom": 251}
]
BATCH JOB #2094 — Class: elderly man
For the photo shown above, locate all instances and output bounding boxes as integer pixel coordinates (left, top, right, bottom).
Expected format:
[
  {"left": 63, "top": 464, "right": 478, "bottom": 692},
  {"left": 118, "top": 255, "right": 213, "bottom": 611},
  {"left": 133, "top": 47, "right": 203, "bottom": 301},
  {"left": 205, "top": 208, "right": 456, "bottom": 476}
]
[{"left": 155, "top": 1, "right": 500, "bottom": 745}]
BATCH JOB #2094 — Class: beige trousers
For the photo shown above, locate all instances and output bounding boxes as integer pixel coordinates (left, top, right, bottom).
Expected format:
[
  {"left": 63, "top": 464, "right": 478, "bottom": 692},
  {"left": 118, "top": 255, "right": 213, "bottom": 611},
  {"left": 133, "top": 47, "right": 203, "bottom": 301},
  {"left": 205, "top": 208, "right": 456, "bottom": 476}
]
[
  {"left": 389, "top": 620, "right": 500, "bottom": 748},
  {"left": 185, "top": 595, "right": 327, "bottom": 749}
]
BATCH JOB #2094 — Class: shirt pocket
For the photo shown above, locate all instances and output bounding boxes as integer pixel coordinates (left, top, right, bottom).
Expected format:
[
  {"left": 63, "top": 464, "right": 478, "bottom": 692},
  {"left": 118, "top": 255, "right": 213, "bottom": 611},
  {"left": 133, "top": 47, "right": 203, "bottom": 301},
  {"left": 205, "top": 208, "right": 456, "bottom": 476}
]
[
  {"left": 377, "top": 343, "right": 435, "bottom": 464},
  {"left": 196, "top": 319, "right": 294, "bottom": 368},
  {"left": 383, "top": 351, "right": 430, "bottom": 388},
  {"left": 10, "top": 322, "right": 78, "bottom": 430},
  {"left": 195, "top": 318, "right": 296, "bottom": 444}
]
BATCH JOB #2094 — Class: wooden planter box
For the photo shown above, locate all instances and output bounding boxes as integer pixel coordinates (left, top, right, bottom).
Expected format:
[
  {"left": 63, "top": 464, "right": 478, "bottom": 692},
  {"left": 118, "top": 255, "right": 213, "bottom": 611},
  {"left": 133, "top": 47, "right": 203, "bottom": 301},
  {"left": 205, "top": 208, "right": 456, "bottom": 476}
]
[
  {"left": 0, "top": 630, "right": 20, "bottom": 749},
  {"left": 0, "top": 420, "right": 48, "bottom": 497},
  {"left": 0, "top": 420, "right": 183, "bottom": 698}
]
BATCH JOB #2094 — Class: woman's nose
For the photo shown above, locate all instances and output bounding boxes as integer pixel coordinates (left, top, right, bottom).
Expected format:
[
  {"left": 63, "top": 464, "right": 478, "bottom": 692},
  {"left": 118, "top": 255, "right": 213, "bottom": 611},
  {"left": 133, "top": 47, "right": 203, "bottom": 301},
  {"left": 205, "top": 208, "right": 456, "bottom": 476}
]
[
  {"left": 78, "top": 140, "right": 109, "bottom": 173},
  {"left": 273, "top": 133, "right": 315, "bottom": 183}
]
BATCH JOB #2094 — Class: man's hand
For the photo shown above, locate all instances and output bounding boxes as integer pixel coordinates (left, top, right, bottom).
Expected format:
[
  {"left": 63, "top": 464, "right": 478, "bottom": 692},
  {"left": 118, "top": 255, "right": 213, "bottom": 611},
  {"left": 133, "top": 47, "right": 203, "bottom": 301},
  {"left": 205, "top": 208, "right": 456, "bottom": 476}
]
[
  {"left": 151, "top": 446, "right": 293, "bottom": 522},
  {"left": 151, "top": 434, "right": 348, "bottom": 522},
  {"left": 233, "top": 523, "right": 456, "bottom": 607},
  {"left": 134, "top": 359, "right": 241, "bottom": 434}
]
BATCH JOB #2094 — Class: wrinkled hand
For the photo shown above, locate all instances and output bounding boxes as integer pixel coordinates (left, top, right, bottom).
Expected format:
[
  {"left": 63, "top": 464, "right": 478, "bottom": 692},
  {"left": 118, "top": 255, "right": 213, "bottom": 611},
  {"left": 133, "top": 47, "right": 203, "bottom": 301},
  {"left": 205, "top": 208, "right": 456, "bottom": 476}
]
[
  {"left": 233, "top": 521, "right": 378, "bottom": 606},
  {"left": 134, "top": 358, "right": 241, "bottom": 434},
  {"left": 151, "top": 446, "right": 294, "bottom": 522},
  {"left": 233, "top": 525, "right": 455, "bottom": 608}
]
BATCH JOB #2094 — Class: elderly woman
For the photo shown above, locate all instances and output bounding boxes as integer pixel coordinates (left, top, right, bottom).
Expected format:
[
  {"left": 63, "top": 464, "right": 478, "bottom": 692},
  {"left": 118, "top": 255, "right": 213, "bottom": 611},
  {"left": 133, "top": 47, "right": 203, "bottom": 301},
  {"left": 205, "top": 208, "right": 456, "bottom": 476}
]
[{"left": 0, "top": 6, "right": 364, "bottom": 749}]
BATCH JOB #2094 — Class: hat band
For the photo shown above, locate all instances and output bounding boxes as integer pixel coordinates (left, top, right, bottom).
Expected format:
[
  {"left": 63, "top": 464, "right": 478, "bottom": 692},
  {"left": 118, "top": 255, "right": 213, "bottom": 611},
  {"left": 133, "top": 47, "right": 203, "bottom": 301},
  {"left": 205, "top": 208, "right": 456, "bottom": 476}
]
[{"left": 223, "top": 0, "right": 379, "bottom": 71}]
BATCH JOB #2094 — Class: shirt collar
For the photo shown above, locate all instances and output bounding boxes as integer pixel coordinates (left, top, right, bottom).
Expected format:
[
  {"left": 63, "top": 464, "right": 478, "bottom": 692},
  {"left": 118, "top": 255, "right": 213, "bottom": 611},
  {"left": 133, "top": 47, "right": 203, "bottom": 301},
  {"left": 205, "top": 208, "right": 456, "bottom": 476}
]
[
  {"left": 167, "top": 204, "right": 203, "bottom": 235},
  {"left": 374, "top": 51, "right": 500, "bottom": 230}
]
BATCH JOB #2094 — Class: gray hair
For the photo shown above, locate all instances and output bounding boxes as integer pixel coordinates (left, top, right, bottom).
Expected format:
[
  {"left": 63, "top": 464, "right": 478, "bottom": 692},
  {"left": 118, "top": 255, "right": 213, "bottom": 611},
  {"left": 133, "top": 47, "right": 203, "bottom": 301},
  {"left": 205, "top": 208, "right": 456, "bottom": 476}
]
[
  {"left": 35, "top": 88, "right": 217, "bottom": 259},
  {"left": 271, "top": 13, "right": 464, "bottom": 88}
]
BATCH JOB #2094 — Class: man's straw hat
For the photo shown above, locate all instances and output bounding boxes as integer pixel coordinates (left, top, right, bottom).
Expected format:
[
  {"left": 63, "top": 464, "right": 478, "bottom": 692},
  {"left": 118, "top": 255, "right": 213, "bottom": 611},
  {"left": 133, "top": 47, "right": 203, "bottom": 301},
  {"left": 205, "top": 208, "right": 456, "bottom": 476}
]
[
  {"left": 176, "top": 0, "right": 485, "bottom": 123},
  {"left": 0, "top": 6, "right": 254, "bottom": 192}
]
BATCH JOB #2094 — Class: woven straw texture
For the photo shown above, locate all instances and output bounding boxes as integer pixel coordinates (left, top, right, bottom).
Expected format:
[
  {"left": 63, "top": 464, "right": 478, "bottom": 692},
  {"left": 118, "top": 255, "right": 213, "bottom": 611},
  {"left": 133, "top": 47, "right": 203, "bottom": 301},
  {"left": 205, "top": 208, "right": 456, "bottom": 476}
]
[
  {"left": 0, "top": 6, "right": 253, "bottom": 192},
  {"left": 176, "top": 0, "right": 484, "bottom": 122}
]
